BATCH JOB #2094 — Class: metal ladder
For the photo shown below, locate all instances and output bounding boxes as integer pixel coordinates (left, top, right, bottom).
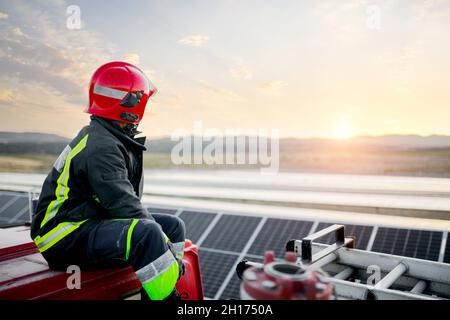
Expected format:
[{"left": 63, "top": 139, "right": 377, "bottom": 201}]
[{"left": 285, "top": 224, "right": 450, "bottom": 299}]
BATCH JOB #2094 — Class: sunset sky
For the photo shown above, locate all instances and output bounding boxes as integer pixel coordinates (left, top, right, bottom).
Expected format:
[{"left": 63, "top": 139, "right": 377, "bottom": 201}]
[{"left": 0, "top": 0, "right": 449, "bottom": 139}]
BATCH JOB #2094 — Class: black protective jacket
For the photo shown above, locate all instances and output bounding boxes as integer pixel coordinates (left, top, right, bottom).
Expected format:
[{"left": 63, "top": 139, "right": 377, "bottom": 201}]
[{"left": 31, "top": 116, "right": 153, "bottom": 252}]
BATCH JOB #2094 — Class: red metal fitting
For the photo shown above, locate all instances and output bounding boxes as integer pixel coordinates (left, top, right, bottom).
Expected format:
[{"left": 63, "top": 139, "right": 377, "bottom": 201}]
[{"left": 241, "top": 251, "right": 333, "bottom": 300}]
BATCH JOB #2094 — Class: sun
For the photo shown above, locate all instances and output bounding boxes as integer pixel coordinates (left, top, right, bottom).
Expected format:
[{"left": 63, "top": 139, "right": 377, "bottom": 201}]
[{"left": 334, "top": 117, "right": 353, "bottom": 140}]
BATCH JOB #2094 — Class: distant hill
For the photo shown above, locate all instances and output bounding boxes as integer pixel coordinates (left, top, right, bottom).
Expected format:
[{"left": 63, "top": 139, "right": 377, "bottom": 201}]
[
  {"left": 1, "top": 132, "right": 450, "bottom": 155},
  {"left": 350, "top": 135, "right": 450, "bottom": 149},
  {"left": 146, "top": 134, "right": 450, "bottom": 153},
  {"left": 0, "top": 132, "right": 69, "bottom": 144},
  {"left": 0, "top": 132, "right": 69, "bottom": 154}
]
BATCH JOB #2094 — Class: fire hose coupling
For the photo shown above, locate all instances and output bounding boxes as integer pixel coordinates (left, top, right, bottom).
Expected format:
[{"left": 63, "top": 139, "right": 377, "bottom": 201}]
[{"left": 240, "top": 251, "right": 334, "bottom": 300}]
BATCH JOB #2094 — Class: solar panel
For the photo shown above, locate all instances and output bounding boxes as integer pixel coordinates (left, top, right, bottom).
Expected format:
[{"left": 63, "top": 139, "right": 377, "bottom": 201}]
[
  {"left": 201, "top": 215, "right": 261, "bottom": 252},
  {"left": 147, "top": 207, "right": 178, "bottom": 215},
  {"left": 220, "top": 256, "right": 263, "bottom": 300},
  {"left": 247, "top": 218, "right": 313, "bottom": 258},
  {"left": 0, "top": 194, "right": 19, "bottom": 214},
  {"left": 0, "top": 194, "right": 11, "bottom": 207},
  {"left": 8, "top": 197, "right": 29, "bottom": 221},
  {"left": 0, "top": 194, "right": 29, "bottom": 223},
  {"left": 198, "top": 249, "right": 239, "bottom": 299},
  {"left": 179, "top": 210, "right": 217, "bottom": 243},
  {"left": 315, "top": 223, "right": 373, "bottom": 249},
  {"left": 371, "top": 227, "right": 442, "bottom": 261},
  {"left": 444, "top": 234, "right": 450, "bottom": 263}
]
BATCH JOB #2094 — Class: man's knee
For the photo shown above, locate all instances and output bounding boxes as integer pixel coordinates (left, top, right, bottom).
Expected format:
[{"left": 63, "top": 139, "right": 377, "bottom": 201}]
[
  {"left": 167, "top": 215, "right": 186, "bottom": 241},
  {"left": 132, "top": 219, "right": 165, "bottom": 247},
  {"left": 153, "top": 214, "right": 186, "bottom": 240},
  {"left": 172, "top": 216, "right": 186, "bottom": 237}
]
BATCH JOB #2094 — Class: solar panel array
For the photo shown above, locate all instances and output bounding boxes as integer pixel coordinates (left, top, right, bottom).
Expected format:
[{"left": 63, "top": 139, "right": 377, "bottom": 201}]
[
  {"left": 180, "top": 210, "right": 217, "bottom": 243},
  {"left": 0, "top": 191, "right": 449, "bottom": 300},
  {"left": 148, "top": 206, "right": 450, "bottom": 299},
  {"left": 248, "top": 218, "right": 313, "bottom": 258},
  {"left": 371, "top": 227, "right": 442, "bottom": 261}
]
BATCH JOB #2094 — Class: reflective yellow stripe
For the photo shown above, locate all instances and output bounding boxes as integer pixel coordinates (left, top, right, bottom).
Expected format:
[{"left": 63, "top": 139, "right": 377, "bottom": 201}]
[
  {"left": 126, "top": 219, "right": 139, "bottom": 261},
  {"left": 41, "top": 134, "right": 89, "bottom": 227},
  {"left": 140, "top": 259, "right": 179, "bottom": 300},
  {"left": 136, "top": 249, "right": 179, "bottom": 299},
  {"left": 34, "top": 220, "right": 88, "bottom": 252}
]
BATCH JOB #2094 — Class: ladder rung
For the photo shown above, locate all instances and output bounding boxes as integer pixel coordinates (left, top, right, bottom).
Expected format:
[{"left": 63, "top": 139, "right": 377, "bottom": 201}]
[
  {"left": 374, "top": 262, "right": 407, "bottom": 289},
  {"left": 411, "top": 280, "right": 427, "bottom": 294},
  {"left": 309, "top": 252, "right": 338, "bottom": 270},
  {"left": 334, "top": 267, "right": 353, "bottom": 280}
]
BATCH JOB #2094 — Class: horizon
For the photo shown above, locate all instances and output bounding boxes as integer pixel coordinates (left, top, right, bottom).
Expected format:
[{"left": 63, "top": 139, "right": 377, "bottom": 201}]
[{"left": 2, "top": 130, "right": 450, "bottom": 141}]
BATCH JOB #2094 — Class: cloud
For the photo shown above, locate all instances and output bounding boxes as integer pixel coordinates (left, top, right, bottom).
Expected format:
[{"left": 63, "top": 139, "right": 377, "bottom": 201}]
[
  {"left": 123, "top": 53, "right": 140, "bottom": 65},
  {"left": 0, "top": 12, "right": 8, "bottom": 19},
  {"left": 152, "top": 93, "right": 184, "bottom": 112},
  {"left": 141, "top": 68, "right": 165, "bottom": 96},
  {"left": 412, "top": 0, "right": 450, "bottom": 20},
  {"left": 0, "top": 89, "right": 14, "bottom": 104},
  {"left": 178, "top": 34, "right": 209, "bottom": 47},
  {"left": 12, "top": 27, "right": 25, "bottom": 37},
  {"left": 229, "top": 66, "right": 252, "bottom": 79},
  {"left": 195, "top": 80, "right": 242, "bottom": 101},
  {"left": 0, "top": 58, "right": 84, "bottom": 105},
  {"left": 310, "top": 0, "right": 368, "bottom": 44},
  {"left": 0, "top": 78, "right": 89, "bottom": 137},
  {"left": 0, "top": 1, "right": 115, "bottom": 108},
  {"left": 259, "top": 81, "right": 287, "bottom": 92}
]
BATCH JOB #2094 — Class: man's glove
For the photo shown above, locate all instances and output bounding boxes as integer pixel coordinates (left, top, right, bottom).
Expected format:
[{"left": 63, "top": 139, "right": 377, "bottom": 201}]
[
  {"left": 176, "top": 256, "right": 186, "bottom": 279},
  {"left": 167, "top": 241, "right": 185, "bottom": 279}
]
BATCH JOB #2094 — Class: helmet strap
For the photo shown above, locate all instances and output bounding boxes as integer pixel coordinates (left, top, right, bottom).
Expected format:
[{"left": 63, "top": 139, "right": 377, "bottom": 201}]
[{"left": 123, "top": 123, "right": 141, "bottom": 137}]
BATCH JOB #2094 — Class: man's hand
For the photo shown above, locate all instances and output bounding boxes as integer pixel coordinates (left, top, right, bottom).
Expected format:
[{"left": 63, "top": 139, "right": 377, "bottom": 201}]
[
  {"left": 176, "top": 256, "right": 186, "bottom": 279},
  {"left": 167, "top": 240, "right": 185, "bottom": 279}
]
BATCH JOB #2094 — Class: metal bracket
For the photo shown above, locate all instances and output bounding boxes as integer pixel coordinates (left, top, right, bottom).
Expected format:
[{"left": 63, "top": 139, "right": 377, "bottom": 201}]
[{"left": 289, "top": 224, "right": 355, "bottom": 265}]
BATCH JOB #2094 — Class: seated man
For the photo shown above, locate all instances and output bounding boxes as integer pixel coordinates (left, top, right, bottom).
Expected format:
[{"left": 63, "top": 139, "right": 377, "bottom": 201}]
[{"left": 30, "top": 61, "right": 185, "bottom": 300}]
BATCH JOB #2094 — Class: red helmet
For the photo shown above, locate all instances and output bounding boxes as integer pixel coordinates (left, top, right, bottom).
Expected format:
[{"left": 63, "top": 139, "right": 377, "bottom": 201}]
[{"left": 86, "top": 61, "right": 157, "bottom": 124}]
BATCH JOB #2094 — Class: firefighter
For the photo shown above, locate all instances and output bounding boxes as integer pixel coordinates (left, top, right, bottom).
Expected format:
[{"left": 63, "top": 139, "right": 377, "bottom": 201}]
[{"left": 30, "top": 61, "right": 186, "bottom": 300}]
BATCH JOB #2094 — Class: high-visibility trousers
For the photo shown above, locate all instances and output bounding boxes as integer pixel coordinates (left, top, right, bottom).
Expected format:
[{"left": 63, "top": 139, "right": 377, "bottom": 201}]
[{"left": 41, "top": 213, "right": 186, "bottom": 300}]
